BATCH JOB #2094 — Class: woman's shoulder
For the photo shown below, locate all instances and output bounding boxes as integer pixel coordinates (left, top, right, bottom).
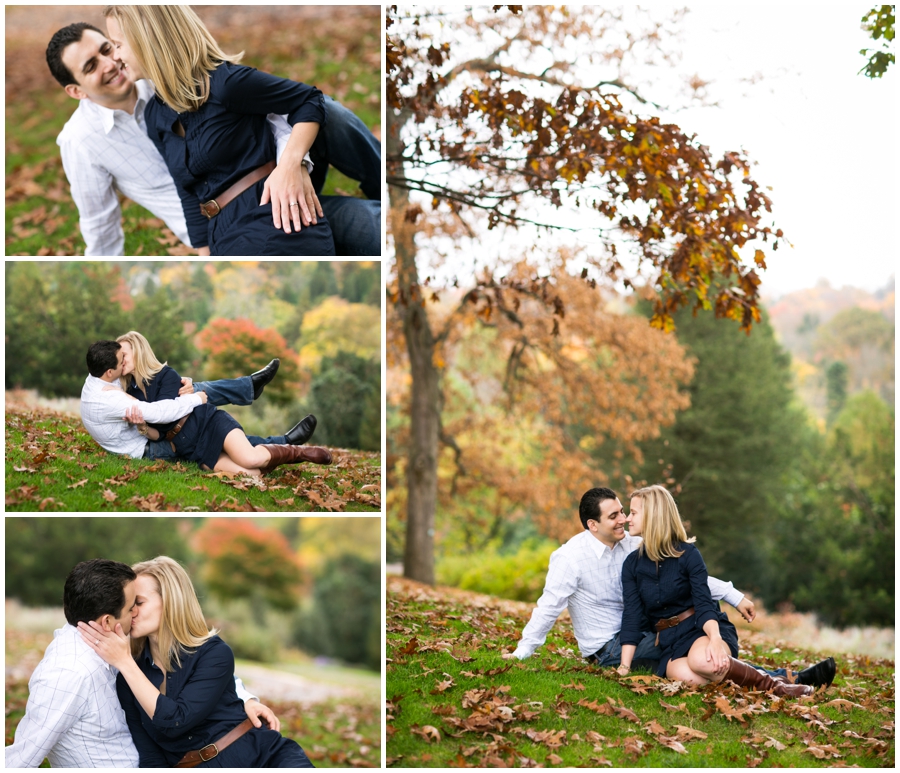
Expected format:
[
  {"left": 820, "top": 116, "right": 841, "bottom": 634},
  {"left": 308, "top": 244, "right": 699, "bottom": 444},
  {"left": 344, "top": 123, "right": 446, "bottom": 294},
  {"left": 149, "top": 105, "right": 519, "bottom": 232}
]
[{"left": 189, "top": 634, "right": 233, "bottom": 665}]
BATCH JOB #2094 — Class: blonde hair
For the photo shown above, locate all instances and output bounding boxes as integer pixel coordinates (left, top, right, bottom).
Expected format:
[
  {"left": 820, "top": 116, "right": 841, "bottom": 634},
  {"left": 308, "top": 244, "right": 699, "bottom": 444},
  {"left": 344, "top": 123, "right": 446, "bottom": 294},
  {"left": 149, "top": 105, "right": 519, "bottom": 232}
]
[
  {"left": 631, "top": 485, "right": 696, "bottom": 564},
  {"left": 129, "top": 556, "right": 217, "bottom": 673},
  {"left": 103, "top": 5, "right": 243, "bottom": 113},
  {"left": 116, "top": 331, "right": 166, "bottom": 399}
]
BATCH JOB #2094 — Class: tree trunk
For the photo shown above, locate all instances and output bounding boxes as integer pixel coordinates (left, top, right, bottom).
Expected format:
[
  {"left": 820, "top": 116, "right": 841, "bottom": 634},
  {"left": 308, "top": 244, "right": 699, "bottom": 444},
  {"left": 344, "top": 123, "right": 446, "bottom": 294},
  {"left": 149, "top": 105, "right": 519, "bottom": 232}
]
[{"left": 388, "top": 106, "right": 440, "bottom": 585}]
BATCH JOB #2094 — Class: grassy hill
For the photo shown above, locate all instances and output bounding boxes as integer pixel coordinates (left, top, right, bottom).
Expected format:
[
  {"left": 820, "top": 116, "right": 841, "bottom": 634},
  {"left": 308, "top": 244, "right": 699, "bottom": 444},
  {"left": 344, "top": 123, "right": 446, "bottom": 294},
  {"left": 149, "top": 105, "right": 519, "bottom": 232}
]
[
  {"left": 386, "top": 576, "right": 894, "bottom": 768},
  {"left": 5, "top": 403, "right": 380, "bottom": 512}
]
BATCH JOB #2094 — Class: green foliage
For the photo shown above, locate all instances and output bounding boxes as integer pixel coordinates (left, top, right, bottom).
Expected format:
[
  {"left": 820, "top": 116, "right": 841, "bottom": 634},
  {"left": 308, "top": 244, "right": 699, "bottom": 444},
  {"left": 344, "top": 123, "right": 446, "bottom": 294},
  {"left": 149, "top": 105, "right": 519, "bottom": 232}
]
[
  {"left": 860, "top": 4, "right": 895, "bottom": 77},
  {"left": 5, "top": 262, "right": 191, "bottom": 397},
  {"left": 193, "top": 519, "right": 303, "bottom": 612},
  {"left": 634, "top": 305, "right": 806, "bottom": 599},
  {"left": 308, "top": 352, "right": 380, "bottom": 450},
  {"left": 825, "top": 360, "right": 849, "bottom": 424},
  {"left": 4, "top": 517, "right": 190, "bottom": 607},
  {"left": 769, "top": 392, "right": 894, "bottom": 627},
  {"left": 292, "top": 553, "right": 380, "bottom": 670},
  {"left": 437, "top": 540, "right": 557, "bottom": 602}
]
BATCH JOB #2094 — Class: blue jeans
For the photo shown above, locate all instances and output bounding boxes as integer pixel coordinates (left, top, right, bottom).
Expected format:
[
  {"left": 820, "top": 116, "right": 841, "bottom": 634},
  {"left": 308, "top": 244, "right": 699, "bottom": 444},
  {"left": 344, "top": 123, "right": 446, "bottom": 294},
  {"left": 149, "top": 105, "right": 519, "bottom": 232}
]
[
  {"left": 142, "top": 376, "right": 286, "bottom": 460},
  {"left": 320, "top": 196, "right": 380, "bottom": 255},
  {"left": 312, "top": 96, "right": 381, "bottom": 201},
  {"left": 590, "top": 631, "right": 787, "bottom": 678}
]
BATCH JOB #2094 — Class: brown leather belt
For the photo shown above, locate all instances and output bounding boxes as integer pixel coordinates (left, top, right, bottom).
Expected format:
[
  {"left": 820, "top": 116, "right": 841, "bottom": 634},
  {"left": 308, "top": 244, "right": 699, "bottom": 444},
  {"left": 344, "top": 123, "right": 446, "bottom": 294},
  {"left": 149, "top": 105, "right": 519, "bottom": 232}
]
[
  {"left": 200, "top": 160, "right": 276, "bottom": 218},
  {"left": 175, "top": 718, "right": 253, "bottom": 767},
  {"left": 654, "top": 607, "right": 695, "bottom": 646},
  {"left": 165, "top": 415, "right": 190, "bottom": 441}
]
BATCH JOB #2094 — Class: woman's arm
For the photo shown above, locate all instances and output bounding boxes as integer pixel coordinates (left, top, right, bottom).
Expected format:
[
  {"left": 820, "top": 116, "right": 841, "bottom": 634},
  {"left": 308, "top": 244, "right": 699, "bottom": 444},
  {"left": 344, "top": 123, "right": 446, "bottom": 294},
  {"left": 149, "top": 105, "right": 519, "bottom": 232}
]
[
  {"left": 618, "top": 644, "right": 637, "bottom": 674},
  {"left": 116, "top": 675, "right": 169, "bottom": 767},
  {"left": 260, "top": 122, "right": 319, "bottom": 233}
]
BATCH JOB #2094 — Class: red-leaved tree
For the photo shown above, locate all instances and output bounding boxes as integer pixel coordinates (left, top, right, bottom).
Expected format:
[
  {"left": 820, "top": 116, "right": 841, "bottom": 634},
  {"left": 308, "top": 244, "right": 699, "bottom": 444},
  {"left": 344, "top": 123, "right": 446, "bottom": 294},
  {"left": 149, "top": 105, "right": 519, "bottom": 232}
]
[{"left": 196, "top": 318, "right": 303, "bottom": 405}]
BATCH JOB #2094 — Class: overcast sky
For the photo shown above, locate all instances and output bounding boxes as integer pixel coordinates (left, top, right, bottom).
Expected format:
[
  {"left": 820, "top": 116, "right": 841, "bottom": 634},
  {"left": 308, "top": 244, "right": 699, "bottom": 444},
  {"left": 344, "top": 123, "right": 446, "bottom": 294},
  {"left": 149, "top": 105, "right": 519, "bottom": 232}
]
[{"left": 661, "top": 3, "right": 896, "bottom": 297}]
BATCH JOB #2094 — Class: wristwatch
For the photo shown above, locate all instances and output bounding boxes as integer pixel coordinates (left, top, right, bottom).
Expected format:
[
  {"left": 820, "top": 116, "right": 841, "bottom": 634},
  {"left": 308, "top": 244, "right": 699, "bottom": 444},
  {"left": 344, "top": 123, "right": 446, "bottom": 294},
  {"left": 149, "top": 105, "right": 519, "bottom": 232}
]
[{"left": 137, "top": 424, "right": 149, "bottom": 437}]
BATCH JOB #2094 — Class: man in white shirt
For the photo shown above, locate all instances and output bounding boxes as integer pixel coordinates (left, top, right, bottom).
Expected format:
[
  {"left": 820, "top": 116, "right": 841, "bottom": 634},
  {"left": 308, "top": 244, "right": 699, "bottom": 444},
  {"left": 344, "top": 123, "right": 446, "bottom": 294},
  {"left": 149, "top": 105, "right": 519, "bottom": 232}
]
[
  {"left": 503, "top": 487, "right": 836, "bottom": 687},
  {"left": 79, "top": 340, "right": 209, "bottom": 459},
  {"left": 5, "top": 559, "right": 279, "bottom": 768},
  {"left": 48, "top": 21, "right": 380, "bottom": 256}
]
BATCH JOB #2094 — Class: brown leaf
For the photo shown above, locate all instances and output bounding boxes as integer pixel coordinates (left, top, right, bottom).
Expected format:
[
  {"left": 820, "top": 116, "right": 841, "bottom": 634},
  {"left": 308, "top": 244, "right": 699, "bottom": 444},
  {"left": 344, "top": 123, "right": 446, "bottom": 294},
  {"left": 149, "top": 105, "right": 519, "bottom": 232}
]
[
  {"left": 659, "top": 700, "right": 686, "bottom": 712},
  {"left": 101, "top": 488, "right": 118, "bottom": 502},
  {"left": 67, "top": 478, "right": 88, "bottom": 489}
]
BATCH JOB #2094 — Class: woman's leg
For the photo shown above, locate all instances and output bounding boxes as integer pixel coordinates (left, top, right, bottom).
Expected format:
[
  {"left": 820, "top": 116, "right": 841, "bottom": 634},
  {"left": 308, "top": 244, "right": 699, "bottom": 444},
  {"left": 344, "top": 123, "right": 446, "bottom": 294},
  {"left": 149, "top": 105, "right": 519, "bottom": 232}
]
[
  {"left": 222, "top": 428, "right": 271, "bottom": 469},
  {"left": 213, "top": 452, "right": 261, "bottom": 477},
  {"left": 666, "top": 636, "right": 725, "bottom": 686}
]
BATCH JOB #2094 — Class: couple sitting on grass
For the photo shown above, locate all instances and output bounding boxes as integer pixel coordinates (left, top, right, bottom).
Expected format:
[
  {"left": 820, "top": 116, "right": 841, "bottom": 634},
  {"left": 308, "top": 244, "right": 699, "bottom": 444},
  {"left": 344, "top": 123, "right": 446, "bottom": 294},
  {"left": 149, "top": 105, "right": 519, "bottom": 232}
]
[
  {"left": 80, "top": 331, "right": 331, "bottom": 477},
  {"left": 505, "top": 486, "right": 837, "bottom": 697},
  {"left": 6, "top": 556, "right": 314, "bottom": 767}
]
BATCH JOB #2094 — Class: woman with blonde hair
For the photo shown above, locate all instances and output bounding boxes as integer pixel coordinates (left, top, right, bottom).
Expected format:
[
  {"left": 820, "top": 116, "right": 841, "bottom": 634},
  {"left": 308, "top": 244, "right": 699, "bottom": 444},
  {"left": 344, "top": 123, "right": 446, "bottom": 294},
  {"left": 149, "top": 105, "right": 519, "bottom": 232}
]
[
  {"left": 103, "top": 5, "right": 334, "bottom": 256},
  {"left": 78, "top": 556, "right": 314, "bottom": 767},
  {"left": 115, "top": 331, "right": 330, "bottom": 475},
  {"left": 617, "top": 485, "right": 816, "bottom": 697}
]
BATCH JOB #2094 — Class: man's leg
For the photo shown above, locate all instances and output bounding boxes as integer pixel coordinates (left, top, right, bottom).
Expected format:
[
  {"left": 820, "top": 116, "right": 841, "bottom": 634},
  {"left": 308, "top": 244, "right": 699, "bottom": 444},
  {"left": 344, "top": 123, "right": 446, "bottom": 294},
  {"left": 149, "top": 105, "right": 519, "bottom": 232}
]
[
  {"left": 320, "top": 196, "right": 380, "bottom": 256},
  {"left": 143, "top": 440, "right": 179, "bottom": 461},
  {"left": 592, "top": 632, "right": 662, "bottom": 671},
  {"left": 310, "top": 96, "right": 381, "bottom": 200},
  {"left": 193, "top": 377, "right": 253, "bottom": 407}
]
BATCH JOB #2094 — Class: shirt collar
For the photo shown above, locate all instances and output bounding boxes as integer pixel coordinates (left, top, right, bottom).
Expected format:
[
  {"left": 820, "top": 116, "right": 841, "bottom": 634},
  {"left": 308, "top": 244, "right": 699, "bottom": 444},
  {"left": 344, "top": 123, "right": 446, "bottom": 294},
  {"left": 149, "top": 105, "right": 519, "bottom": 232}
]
[
  {"left": 87, "top": 79, "right": 154, "bottom": 134},
  {"left": 85, "top": 373, "right": 122, "bottom": 393}
]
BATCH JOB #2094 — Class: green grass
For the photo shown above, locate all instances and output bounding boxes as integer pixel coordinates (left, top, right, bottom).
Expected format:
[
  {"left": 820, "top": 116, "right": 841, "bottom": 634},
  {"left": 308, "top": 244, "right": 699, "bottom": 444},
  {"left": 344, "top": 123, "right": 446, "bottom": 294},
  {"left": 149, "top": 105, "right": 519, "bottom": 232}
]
[
  {"left": 386, "top": 577, "right": 895, "bottom": 767},
  {"left": 6, "top": 8, "right": 380, "bottom": 256},
  {"left": 5, "top": 405, "right": 380, "bottom": 512}
]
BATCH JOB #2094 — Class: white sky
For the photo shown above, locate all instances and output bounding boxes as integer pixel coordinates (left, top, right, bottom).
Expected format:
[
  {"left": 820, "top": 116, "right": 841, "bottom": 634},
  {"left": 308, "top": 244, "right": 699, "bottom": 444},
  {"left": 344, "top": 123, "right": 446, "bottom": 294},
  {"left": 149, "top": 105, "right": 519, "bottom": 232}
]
[{"left": 656, "top": 3, "right": 897, "bottom": 297}]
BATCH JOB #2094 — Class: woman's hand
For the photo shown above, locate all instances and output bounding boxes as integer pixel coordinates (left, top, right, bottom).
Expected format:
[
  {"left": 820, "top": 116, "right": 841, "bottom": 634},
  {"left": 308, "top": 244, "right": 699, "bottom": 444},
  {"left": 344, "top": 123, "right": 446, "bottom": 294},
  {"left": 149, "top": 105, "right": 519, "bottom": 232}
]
[
  {"left": 704, "top": 634, "right": 731, "bottom": 675},
  {"left": 736, "top": 597, "right": 756, "bottom": 623},
  {"left": 78, "top": 620, "right": 132, "bottom": 670},
  {"left": 178, "top": 377, "right": 194, "bottom": 397},
  {"left": 260, "top": 160, "right": 311, "bottom": 234},
  {"left": 196, "top": 247, "right": 211, "bottom": 256},
  {"left": 244, "top": 699, "right": 281, "bottom": 732}
]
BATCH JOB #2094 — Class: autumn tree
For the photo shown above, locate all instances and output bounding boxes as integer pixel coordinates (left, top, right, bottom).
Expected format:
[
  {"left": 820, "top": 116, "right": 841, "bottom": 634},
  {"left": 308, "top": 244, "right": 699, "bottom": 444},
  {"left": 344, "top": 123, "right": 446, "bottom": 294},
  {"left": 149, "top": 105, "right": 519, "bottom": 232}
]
[
  {"left": 196, "top": 317, "right": 302, "bottom": 405},
  {"left": 860, "top": 4, "right": 895, "bottom": 77},
  {"left": 192, "top": 518, "right": 303, "bottom": 613},
  {"left": 388, "top": 6, "right": 786, "bottom": 583}
]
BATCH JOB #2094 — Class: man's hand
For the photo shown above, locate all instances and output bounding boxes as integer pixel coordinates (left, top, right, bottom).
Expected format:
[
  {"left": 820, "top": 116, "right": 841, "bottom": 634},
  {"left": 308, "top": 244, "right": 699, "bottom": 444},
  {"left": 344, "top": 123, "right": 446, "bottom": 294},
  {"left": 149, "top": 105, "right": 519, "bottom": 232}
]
[
  {"left": 501, "top": 652, "right": 518, "bottom": 660},
  {"left": 196, "top": 247, "right": 211, "bottom": 256},
  {"left": 124, "top": 405, "right": 144, "bottom": 425},
  {"left": 197, "top": 391, "right": 208, "bottom": 404},
  {"left": 178, "top": 377, "right": 194, "bottom": 397},
  {"left": 244, "top": 699, "right": 280, "bottom": 732},
  {"left": 736, "top": 597, "right": 756, "bottom": 623}
]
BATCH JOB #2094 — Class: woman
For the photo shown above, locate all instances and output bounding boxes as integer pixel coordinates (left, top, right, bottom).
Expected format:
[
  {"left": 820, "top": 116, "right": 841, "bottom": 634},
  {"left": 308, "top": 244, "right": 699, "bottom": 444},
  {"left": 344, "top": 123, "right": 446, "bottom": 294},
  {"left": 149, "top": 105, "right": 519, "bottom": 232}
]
[
  {"left": 77, "top": 556, "right": 314, "bottom": 767},
  {"left": 104, "top": 5, "right": 334, "bottom": 256},
  {"left": 617, "top": 485, "right": 815, "bottom": 697},
  {"left": 116, "top": 331, "right": 329, "bottom": 476}
]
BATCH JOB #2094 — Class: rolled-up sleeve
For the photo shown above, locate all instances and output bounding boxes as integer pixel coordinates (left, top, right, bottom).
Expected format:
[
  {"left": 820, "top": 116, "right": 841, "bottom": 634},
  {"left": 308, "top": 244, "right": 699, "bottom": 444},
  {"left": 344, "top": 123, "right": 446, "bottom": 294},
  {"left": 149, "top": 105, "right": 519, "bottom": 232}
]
[
  {"left": 150, "top": 640, "right": 233, "bottom": 738},
  {"left": 219, "top": 66, "right": 326, "bottom": 127}
]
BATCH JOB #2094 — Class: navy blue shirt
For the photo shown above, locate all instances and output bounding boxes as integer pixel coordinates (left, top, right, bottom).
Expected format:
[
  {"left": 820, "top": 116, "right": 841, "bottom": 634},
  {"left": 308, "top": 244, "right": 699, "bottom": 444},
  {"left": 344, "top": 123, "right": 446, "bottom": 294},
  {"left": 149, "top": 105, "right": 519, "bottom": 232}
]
[
  {"left": 116, "top": 636, "right": 248, "bottom": 767},
  {"left": 145, "top": 62, "right": 326, "bottom": 249},
  {"left": 619, "top": 542, "right": 722, "bottom": 648}
]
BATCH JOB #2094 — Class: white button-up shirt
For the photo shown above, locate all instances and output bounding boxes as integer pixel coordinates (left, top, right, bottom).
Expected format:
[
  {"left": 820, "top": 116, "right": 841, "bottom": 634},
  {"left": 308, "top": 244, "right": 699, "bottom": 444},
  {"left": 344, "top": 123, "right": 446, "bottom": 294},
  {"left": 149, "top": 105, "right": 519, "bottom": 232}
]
[
  {"left": 57, "top": 79, "right": 297, "bottom": 256},
  {"left": 79, "top": 374, "right": 203, "bottom": 458},
  {"left": 5, "top": 624, "right": 138, "bottom": 768},
  {"left": 5, "top": 625, "right": 260, "bottom": 768},
  {"left": 513, "top": 530, "right": 743, "bottom": 659}
]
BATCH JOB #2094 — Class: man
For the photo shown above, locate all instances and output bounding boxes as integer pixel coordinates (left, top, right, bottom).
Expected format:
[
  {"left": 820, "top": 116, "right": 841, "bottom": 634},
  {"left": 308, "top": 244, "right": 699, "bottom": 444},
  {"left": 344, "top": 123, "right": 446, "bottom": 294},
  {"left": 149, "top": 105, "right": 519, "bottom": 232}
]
[
  {"left": 5, "top": 559, "right": 279, "bottom": 768},
  {"left": 47, "top": 20, "right": 380, "bottom": 256},
  {"left": 503, "top": 487, "right": 836, "bottom": 688},
  {"left": 80, "top": 341, "right": 315, "bottom": 464}
]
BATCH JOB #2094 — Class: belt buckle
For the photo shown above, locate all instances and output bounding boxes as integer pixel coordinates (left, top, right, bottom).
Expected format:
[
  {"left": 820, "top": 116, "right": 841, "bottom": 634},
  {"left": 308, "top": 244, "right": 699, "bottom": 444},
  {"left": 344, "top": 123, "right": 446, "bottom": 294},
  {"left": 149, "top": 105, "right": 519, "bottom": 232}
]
[
  {"left": 201, "top": 199, "right": 220, "bottom": 219},
  {"left": 198, "top": 743, "right": 218, "bottom": 762},
  {"left": 665, "top": 615, "right": 680, "bottom": 627}
]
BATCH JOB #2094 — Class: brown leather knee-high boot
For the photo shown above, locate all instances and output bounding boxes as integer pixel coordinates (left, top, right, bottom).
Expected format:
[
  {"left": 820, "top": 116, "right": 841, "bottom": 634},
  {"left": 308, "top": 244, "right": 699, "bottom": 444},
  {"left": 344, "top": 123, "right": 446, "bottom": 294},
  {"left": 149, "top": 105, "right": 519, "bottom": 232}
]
[
  {"left": 723, "top": 658, "right": 815, "bottom": 697},
  {"left": 258, "top": 445, "right": 333, "bottom": 475}
]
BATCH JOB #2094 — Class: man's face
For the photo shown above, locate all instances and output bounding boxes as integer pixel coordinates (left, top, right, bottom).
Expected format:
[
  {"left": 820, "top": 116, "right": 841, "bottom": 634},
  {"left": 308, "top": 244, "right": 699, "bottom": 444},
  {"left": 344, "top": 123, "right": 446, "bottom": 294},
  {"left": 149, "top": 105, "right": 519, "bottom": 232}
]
[
  {"left": 626, "top": 496, "right": 644, "bottom": 537},
  {"left": 105, "top": 16, "right": 145, "bottom": 81},
  {"left": 588, "top": 496, "right": 627, "bottom": 548},
  {"left": 105, "top": 347, "right": 126, "bottom": 381},
  {"left": 60, "top": 29, "right": 134, "bottom": 108},
  {"left": 100, "top": 579, "right": 136, "bottom": 635}
]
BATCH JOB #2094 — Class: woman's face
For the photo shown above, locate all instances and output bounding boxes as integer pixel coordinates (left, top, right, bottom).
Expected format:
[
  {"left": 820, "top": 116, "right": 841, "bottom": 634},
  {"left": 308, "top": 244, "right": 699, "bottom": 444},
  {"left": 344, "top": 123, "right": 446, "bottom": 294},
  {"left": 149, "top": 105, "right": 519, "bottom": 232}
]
[
  {"left": 130, "top": 574, "right": 163, "bottom": 639},
  {"left": 119, "top": 340, "right": 134, "bottom": 376},
  {"left": 106, "top": 15, "right": 146, "bottom": 81},
  {"left": 626, "top": 496, "right": 644, "bottom": 537}
]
